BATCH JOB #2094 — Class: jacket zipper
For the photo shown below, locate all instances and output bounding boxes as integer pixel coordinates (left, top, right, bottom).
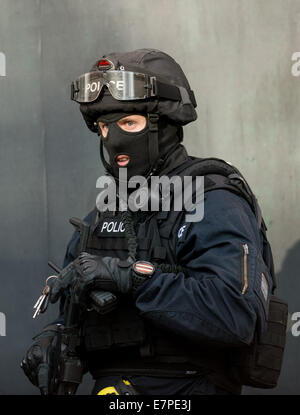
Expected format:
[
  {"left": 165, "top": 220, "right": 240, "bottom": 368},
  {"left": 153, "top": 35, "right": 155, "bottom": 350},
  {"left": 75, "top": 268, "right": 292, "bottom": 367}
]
[{"left": 241, "top": 244, "right": 249, "bottom": 295}]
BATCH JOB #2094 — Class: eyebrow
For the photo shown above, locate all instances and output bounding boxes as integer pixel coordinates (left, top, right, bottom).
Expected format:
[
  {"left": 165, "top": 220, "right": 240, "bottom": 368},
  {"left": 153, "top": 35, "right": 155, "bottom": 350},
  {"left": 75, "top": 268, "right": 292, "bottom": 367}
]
[{"left": 119, "top": 117, "right": 134, "bottom": 122}]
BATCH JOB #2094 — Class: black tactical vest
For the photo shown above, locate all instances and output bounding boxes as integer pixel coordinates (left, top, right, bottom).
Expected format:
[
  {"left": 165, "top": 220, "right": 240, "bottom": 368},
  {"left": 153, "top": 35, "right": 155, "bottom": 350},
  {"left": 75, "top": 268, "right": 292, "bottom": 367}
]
[{"left": 78, "top": 157, "right": 275, "bottom": 394}]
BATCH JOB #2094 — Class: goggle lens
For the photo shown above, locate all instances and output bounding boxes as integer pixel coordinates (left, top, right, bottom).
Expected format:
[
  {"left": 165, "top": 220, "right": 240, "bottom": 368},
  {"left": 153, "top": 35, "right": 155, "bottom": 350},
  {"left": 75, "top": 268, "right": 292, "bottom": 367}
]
[{"left": 71, "top": 71, "right": 153, "bottom": 103}]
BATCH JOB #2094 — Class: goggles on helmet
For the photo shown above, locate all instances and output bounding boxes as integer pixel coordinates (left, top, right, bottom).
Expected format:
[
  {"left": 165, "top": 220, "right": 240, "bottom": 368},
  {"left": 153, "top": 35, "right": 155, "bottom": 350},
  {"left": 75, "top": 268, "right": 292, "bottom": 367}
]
[{"left": 71, "top": 69, "right": 196, "bottom": 105}]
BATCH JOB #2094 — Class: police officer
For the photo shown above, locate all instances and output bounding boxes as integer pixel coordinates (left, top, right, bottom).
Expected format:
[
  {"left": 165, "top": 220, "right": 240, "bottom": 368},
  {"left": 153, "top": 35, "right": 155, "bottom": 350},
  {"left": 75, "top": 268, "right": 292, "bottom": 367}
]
[{"left": 21, "top": 49, "right": 274, "bottom": 395}]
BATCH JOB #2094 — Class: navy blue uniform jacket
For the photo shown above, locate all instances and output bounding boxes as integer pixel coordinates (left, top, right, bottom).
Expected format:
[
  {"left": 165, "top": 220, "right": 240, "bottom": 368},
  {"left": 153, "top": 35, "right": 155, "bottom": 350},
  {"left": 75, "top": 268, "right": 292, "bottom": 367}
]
[{"left": 61, "top": 189, "right": 271, "bottom": 394}]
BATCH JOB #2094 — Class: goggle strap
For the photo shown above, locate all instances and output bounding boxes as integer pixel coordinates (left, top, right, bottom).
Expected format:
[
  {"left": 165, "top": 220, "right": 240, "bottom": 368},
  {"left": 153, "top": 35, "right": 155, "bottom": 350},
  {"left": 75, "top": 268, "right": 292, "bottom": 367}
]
[
  {"left": 155, "top": 80, "right": 196, "bottom": 107},
  {"left": 155, "top": 80, "right": 182, "bottom": 102},
  {"left": 178, "top": 86, "right": 197, "bottom": 108}
]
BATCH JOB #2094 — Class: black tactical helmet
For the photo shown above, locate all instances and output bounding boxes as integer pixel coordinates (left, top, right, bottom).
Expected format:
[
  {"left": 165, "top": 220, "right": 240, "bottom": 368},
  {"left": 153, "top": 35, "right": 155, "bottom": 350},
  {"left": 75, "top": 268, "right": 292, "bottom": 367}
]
[{"left": 78, "top": 48, "right": 197, "bottom": 133}]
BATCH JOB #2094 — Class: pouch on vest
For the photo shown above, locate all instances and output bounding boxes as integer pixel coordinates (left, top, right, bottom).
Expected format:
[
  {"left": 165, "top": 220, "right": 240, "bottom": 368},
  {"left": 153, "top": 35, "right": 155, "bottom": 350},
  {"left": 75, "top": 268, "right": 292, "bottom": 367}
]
[
  {"left": 229, "top": 295, "right": 288, "bottom": 388},
  {"left": 83, "top": 307, "right": 146, "bottom": 352}
]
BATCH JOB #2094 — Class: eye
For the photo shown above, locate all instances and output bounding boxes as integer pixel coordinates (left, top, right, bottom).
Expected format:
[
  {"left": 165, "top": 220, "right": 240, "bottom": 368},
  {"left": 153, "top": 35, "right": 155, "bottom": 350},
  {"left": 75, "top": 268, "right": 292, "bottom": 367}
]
[
  {"left": 126, "top": 120, "right": 135, "bottom": 126},
  {"left": 117, "top": 116, "right": 146, "bottom": 132}
]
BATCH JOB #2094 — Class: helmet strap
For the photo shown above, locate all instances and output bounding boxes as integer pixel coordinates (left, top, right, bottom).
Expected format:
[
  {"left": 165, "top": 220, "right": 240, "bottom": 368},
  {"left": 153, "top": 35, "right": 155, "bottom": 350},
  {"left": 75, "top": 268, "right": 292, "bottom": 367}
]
[{"left": 147, "top": 113, "right": 162, "bottom": 176}]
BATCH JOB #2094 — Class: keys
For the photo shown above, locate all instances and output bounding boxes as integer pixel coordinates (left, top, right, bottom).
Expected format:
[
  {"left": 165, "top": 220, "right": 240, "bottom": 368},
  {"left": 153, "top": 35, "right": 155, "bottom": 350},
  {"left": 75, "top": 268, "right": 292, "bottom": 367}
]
[{"left": 33, "top": 276, "right": 57, "bottom": 319}]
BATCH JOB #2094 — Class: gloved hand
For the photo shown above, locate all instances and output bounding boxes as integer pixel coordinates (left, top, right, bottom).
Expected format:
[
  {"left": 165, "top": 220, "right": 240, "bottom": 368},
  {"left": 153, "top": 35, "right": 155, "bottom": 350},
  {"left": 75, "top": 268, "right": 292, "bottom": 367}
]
[
  {"left": 50, "top": 253, "right": 155, "bottom": 307},
  {"left": 48, "top": 261, "right": 77, "bottom": 304},
  {"left": 50, "top": 253, "right": 133, "bottom": 307},
  {"left": 71, "top": 253, "right": 157, "bottom": 301},
  {"left": 20, "top": 324, "right": 62, "bottom": 395},
  {"left": 72, "top": 253, "right": 134, "bottom": 305}
]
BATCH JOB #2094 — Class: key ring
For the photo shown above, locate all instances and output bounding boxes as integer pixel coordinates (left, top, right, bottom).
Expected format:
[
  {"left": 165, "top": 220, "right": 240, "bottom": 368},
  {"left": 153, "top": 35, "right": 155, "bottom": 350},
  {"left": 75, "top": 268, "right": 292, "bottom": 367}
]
[{"left": 46, "top": 275, "right": 57, "bottom": 284}]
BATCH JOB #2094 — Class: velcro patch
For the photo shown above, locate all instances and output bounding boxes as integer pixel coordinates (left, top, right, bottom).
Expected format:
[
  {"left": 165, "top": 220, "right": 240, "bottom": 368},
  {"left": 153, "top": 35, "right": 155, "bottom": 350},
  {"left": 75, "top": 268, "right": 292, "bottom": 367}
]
[
  {"left": 133, "top": 261, "right": 155, "bottom": 276},
  {"left": 97, "top": 220, "right": 125, "bottom": 236}
]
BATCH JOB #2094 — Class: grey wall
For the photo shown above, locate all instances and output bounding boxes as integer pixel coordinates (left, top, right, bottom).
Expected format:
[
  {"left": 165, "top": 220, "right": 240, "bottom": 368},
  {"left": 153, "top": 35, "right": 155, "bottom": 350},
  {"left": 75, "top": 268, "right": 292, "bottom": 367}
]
[{"left": 0, "top": 0, "right": 299, "bottom": 394}]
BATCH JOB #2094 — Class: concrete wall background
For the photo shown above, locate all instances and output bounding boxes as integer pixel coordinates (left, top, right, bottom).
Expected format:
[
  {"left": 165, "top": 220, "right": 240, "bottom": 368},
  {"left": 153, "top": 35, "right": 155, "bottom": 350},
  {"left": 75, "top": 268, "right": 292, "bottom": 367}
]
[{"left": 0, "top": 0, "right": 299, "bottom": 394}]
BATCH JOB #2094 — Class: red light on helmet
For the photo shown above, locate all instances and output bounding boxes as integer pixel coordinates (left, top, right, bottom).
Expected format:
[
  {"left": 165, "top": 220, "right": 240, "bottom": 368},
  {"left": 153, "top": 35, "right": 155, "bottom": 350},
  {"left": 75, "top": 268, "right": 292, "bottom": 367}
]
[{"left": 97, "top": 59, "right": 114, "bottom": 71}]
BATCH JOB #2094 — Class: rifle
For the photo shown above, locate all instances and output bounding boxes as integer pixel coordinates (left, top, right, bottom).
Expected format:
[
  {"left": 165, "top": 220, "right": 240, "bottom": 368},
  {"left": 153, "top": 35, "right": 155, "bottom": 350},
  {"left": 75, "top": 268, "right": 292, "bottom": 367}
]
[{"left": 47, "top": 217, "right": 117, "bottom": 395}]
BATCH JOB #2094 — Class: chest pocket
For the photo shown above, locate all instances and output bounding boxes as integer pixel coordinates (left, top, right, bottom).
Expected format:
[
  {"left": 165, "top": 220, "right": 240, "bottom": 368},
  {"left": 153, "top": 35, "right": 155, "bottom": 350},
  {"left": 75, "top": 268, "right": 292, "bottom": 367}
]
[
  {"left": 136, "top": 216, "right": 168, "bottom": 263},
  {"left": 86, "top": 217, "right": 126, "bottom": 258},
  {"left": 95, "top": 217, "right": 127, "bottom": 251},
  {"left": 86, "top": 212, "right": 152, "bottom": 260}
]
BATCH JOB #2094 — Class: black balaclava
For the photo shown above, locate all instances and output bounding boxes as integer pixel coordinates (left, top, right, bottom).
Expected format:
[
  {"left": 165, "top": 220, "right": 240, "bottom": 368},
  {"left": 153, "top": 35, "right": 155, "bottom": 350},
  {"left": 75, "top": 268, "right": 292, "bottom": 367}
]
[{"left": 97, "top": 111, "right": 188, "bottom": 180}]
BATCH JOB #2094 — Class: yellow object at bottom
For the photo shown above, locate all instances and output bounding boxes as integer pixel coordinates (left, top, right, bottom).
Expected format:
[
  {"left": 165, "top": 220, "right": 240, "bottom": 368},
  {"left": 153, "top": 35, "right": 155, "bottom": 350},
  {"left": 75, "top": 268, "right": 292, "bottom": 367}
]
[{"left": 97, "top": 379, "right": 131, "bottom": 395}]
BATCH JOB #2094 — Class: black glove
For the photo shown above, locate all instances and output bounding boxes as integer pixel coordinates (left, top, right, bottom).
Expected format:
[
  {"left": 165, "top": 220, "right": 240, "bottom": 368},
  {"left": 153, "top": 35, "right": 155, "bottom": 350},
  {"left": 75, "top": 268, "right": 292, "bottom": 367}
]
[
  {"left": 71, "top": 253, "right": 134, "bottom": 304},
  {"left": 20, "top": 324, "right": 62, "bottom": 395},
  {"left": 49, "top": 253, "right": 132, "bottom": 308},
  {"left": 50, "top": 253, "right": 155, "bottom": 307},
  {"left": 72, "top": 253, "right": 157, "bottom": 300},
  {"left": 49, "top": 261, "right": 77, "bottom": 304}
]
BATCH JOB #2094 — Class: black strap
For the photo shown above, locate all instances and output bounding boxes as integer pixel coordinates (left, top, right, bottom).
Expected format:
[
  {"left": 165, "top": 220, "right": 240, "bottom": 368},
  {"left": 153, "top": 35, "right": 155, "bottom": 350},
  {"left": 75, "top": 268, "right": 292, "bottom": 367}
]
[
  {"left": 155, "top": 80, "right": 197, "bottom": 108},
  {"left": 166, "top": 157, "right": 264, "bottom": 228},
  {"left": 147, "top": 113, "right": 161, "bottom": 174},
  {"left": 155, "top": 80, "right": 182, "bottom": 101}
]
